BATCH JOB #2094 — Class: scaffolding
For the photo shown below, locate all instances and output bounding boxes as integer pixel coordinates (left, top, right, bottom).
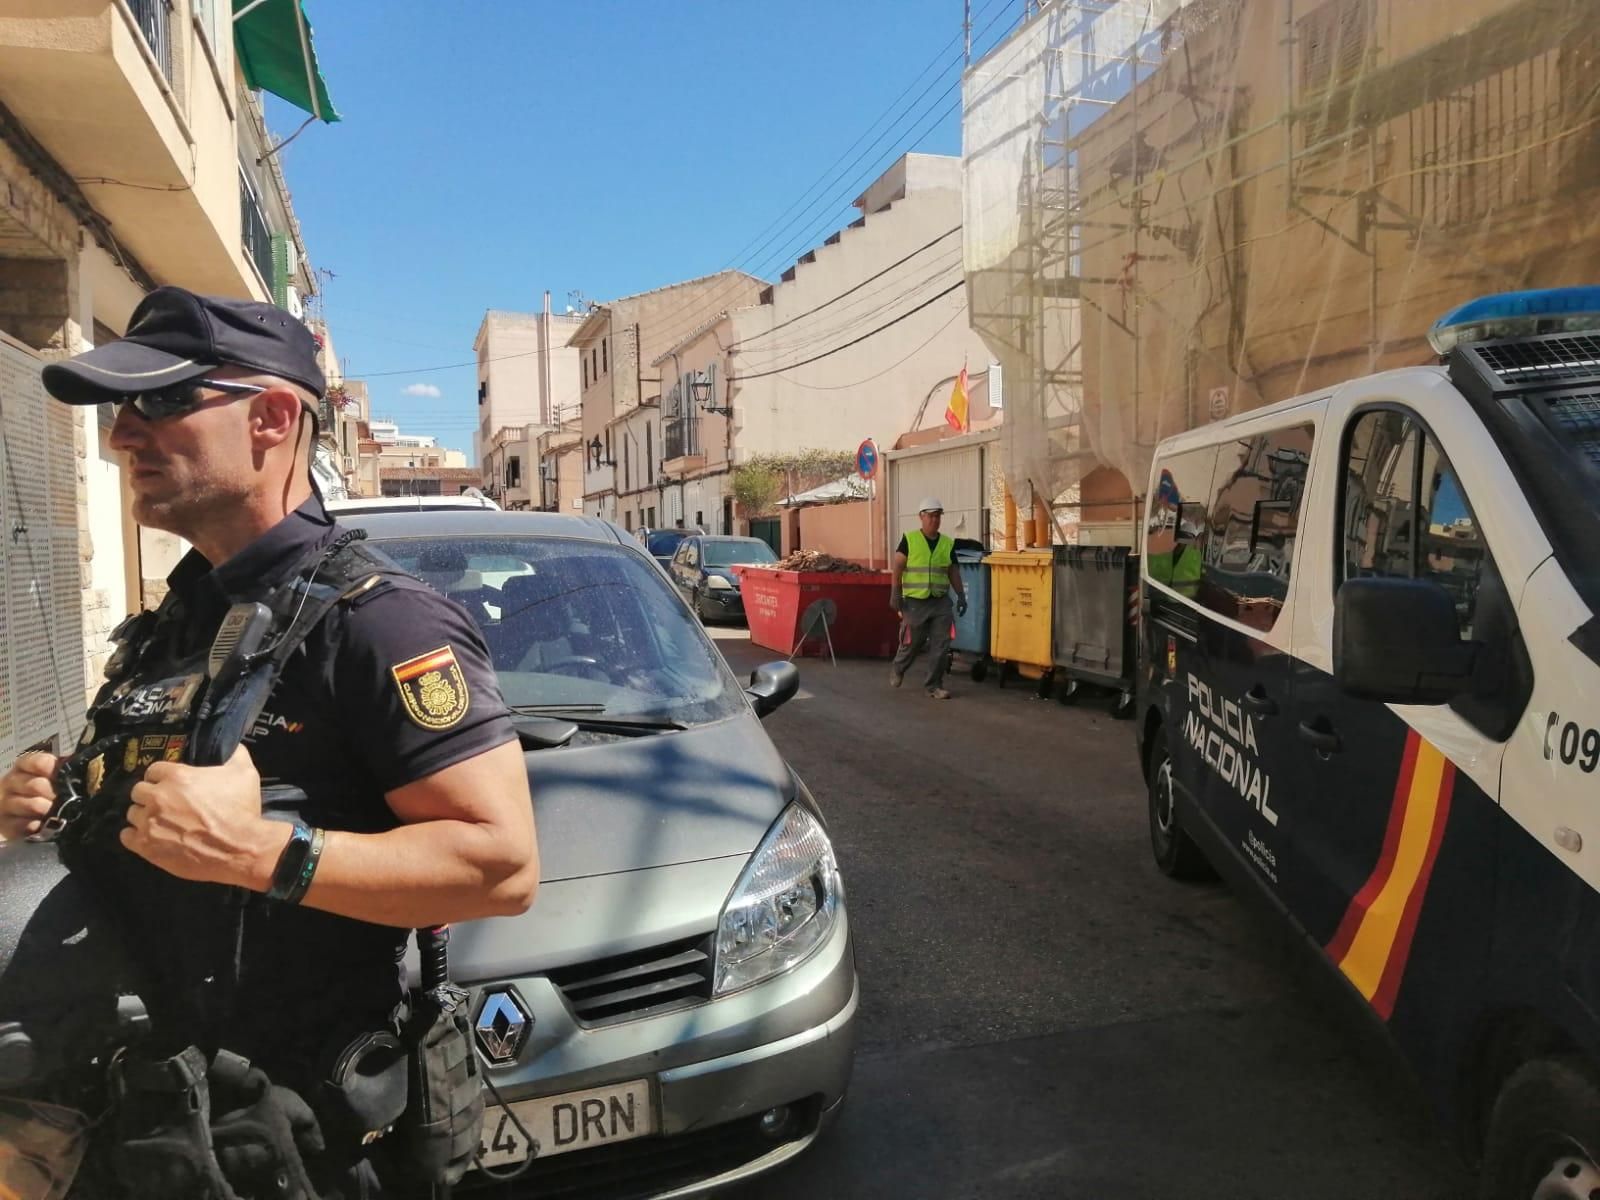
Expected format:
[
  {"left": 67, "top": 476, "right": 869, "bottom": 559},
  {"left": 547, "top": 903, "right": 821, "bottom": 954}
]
[{"left": 963, "top": 0, "right": 1600, "bottom": 529}]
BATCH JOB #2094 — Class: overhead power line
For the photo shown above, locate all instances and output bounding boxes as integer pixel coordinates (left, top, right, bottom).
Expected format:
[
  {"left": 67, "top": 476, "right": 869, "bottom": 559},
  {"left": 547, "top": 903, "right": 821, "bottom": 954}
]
[
  {"left": 635, "top": 0, "right": 1012, "bottom": 356},
  {"left": 737, "top": 252, "right": 962, "bottom": 360},
  {"left": 732, "top": 225, "right": 960, "bottom": 347},
  {"left": 734, "top": 279, "right": 964, "bottom": 381},
  {"left": 348, "top": 2, "right": 1013, "bottom": 383},
  {"left": 779, "top": 307, "right": 968, "bottom": 392}
]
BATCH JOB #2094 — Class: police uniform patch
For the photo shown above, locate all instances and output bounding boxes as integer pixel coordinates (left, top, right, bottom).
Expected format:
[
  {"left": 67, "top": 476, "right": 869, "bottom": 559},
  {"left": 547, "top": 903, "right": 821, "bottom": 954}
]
[{"left": 391, "top": 646, "right": 471, "bottom": 730}]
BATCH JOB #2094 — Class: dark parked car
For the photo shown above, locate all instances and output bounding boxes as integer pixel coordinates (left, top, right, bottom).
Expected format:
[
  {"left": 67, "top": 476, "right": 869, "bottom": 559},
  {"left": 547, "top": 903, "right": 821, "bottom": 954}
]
[
  {"left": 669, "top": 536, "right": 780, "bottom": 622},
  {"left": 638, "top": 527, "right": 701, "bottom": 569}
]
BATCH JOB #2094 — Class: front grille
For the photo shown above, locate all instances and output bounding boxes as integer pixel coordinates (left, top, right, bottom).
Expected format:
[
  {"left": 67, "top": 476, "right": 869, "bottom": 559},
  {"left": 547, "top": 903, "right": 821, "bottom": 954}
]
[
  {"left": 547, "top": 935, "right": 714, "bottom": 1028},
  {"left": 463, "top": 1100, "right": 820, "bottom": 1200},
  {"left": 1472, "top": 334, "right": 1600, "bottom": 386}
]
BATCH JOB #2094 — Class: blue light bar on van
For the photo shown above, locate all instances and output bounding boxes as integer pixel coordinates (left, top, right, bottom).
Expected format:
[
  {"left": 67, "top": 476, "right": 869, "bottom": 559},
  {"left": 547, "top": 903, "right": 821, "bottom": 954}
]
[{"left": 1428, "top": 286, "right": 1600, "bottom": 354}]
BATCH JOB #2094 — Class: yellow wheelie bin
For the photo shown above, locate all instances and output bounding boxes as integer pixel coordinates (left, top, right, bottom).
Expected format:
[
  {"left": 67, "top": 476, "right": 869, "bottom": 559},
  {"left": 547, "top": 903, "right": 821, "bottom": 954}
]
[{"left": 983, "top": 550, "right": 1054, "bottom": 693}]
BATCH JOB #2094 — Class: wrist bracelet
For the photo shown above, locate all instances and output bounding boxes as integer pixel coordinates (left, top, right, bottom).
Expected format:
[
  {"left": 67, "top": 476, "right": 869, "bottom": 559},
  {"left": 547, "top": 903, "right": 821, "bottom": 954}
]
[
  {"left": 267, "top": 820, "right": 313, "bottom": 902},
  {"left": 280, "top": 826, "right": 325, "bottom": 906}
]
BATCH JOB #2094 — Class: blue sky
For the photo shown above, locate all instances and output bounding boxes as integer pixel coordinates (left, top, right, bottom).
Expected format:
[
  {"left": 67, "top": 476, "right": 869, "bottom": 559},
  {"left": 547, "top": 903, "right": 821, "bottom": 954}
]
[{"left": 267, "top": 1, "right": 1022, "bottom": 459}]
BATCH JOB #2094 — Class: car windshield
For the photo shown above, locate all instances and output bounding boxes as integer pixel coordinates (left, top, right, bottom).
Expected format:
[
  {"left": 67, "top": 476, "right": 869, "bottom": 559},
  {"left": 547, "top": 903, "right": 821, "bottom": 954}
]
[
  {"left": 702, "top": 540, "right": 777, "bottom": 568},
  {"left": 373, "top": 535, "right": 747, "bottom": 725},
  {"left": 645, "top": 531, "right": 689, "bottom": 557}
]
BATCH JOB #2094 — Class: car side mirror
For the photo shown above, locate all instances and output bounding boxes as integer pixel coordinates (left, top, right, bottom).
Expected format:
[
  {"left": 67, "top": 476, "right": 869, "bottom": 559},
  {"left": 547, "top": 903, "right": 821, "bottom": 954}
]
[
  {"left": 1334, "top": 577, "right": 1478, "bottom": 705},
  {"left": 746, "top": 661, "right": 800, "bottom": 717}
]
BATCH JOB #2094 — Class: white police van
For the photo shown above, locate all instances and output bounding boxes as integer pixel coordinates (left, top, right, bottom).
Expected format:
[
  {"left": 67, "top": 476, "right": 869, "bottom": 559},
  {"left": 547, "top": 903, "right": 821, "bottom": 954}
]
[{"left": 1135, "top": 288, "right": 1600, "bottom": 1198}]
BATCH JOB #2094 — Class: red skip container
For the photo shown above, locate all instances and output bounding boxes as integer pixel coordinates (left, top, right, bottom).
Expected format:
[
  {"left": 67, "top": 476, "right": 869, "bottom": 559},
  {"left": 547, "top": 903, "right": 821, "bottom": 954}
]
[{"left": 734, "top": 567, "right": 901, "bottom": 659}]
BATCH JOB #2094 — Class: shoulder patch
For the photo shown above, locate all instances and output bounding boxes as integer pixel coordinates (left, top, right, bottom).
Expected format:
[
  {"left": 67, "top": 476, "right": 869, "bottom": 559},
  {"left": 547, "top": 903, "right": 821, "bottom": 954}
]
[{"left": 390, "top": 645, "right": 471, "bottom": 730}]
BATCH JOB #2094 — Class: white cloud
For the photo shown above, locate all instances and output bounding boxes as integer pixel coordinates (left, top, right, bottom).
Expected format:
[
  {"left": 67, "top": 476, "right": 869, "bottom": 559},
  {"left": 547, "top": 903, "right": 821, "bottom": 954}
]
[{"left": 402, "top": 382, "right": 442, "bottom": 398}]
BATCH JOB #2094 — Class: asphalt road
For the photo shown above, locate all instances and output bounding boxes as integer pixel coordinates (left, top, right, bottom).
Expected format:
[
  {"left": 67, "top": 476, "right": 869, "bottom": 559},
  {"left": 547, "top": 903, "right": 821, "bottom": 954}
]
[{"left": 710, "top": 628, "right": 1473, "bottom": 1200}]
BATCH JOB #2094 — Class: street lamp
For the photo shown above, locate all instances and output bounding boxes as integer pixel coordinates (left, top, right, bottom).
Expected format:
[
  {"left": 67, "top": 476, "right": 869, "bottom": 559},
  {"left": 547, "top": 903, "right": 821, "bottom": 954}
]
[{"left": 692, "top": 374, "right": 731, "bottom": 418}]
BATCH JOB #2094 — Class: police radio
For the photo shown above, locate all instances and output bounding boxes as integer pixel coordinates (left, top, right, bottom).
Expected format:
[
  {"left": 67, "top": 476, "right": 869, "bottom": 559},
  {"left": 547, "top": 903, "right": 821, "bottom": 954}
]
[{"left": 187, "top": 601, "right": 275, "bottom": 767}]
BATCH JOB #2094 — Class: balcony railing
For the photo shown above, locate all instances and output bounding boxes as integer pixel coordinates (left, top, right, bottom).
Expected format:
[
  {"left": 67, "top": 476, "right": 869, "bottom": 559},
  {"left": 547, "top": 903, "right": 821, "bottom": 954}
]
[
  {"left": 663, "top": 417, "right": 700, "bottom": 462},
  {"left": 128, "top": 0, "right": 174, "bottom": 84},
  {"left": 240, "top": 173, "right": 275, "bottom": 288}
]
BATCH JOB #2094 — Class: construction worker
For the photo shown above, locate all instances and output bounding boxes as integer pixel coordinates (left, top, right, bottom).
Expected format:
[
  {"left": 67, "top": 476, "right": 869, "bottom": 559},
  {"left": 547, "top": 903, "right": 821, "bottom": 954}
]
[{"left": 890, "top": 498, "right": 968, "bottom": 700}]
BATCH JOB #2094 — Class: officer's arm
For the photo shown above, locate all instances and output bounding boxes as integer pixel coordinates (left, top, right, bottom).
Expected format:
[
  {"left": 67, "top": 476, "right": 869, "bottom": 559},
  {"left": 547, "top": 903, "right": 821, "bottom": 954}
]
[
  {"left": 275, "top": 743, "right": 537, "bottom": 927},
  {"left": 891, "top": 550, "right": 908, "bottom": 611},
  {"left": 947, "top": 563, "right": 964, "bottom": 602},
  {"left": 276, "top": 586, "right": 537, "bottom": 927}
]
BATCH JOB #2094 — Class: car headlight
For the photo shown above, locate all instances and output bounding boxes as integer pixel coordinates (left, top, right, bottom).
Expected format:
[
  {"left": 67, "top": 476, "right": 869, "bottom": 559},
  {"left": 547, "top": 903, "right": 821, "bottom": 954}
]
[
  {"left": 706, "top": 574, "right": 733, "bottom": 590},
  {"left": 714, "top": 804, "right": 841, "bottom": 996}
]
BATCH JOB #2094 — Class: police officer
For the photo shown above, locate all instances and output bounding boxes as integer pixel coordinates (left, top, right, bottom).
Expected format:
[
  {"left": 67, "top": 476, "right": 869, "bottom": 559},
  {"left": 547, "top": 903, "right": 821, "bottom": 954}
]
[
  {"left": 0, "top": 287, "right": 538, "bottom": 1197},
  {"left": 889, "top": 498, "right": 967, "bottom": 700}
]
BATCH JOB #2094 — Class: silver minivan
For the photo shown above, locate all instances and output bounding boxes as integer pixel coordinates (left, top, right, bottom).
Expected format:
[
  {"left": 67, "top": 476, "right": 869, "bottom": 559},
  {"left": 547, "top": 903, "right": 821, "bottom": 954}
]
[{"left": 363, "top": 510, "right": 858, "bottom": 1196}]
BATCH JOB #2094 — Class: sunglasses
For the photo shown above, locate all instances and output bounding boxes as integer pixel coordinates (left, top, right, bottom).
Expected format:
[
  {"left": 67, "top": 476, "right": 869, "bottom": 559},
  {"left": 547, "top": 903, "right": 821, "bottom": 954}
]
[{"left": 113, "top": 378, "right": 267, "bottom": 422}]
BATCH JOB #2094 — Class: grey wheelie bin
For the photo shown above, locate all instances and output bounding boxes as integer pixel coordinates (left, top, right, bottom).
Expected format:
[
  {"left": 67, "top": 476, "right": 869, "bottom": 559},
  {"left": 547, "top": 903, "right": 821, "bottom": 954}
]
[{"left": 1051, "top": 545, "right": 1138, "bottom": 717}]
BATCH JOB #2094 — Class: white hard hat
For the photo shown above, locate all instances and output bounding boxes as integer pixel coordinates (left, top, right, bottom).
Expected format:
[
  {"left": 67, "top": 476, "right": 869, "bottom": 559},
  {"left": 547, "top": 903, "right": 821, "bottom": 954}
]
[{"left": 917, "top": 497, "right": 945, "bottom": 514}]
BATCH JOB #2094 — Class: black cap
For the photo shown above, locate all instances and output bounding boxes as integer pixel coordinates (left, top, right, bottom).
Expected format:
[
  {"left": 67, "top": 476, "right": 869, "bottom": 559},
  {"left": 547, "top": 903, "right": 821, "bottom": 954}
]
[{"left": 42, "top": 286, "right": 326, "bottom": 405}]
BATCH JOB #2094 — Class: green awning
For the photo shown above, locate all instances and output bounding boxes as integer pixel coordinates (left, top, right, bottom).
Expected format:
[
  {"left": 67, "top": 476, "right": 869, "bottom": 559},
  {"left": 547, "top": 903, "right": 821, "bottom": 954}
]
[{"left": 232, "top": 0, "right": 339, "bottom": 123}]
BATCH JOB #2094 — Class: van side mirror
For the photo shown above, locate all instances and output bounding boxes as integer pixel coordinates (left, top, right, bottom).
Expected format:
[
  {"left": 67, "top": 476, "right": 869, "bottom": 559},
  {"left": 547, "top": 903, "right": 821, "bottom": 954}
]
[
  {"left": 1334, "top": 578, "right": 1478, "bottom": 705},
  {"left": 746, "top": 661, "right": 800, "bottom": 717}
]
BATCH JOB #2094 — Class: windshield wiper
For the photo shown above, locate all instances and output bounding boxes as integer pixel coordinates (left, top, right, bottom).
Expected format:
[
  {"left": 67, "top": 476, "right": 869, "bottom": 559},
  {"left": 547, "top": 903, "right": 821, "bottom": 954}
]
[{"left": 509, "top": 705, "right": 687, "bottom": 734}]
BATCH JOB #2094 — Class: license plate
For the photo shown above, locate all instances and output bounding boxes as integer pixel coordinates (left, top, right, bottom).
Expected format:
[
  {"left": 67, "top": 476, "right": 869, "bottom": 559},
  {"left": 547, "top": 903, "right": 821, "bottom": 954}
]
[{"left": 476, "top": 1079, "right": 655, "bottom": 1168}]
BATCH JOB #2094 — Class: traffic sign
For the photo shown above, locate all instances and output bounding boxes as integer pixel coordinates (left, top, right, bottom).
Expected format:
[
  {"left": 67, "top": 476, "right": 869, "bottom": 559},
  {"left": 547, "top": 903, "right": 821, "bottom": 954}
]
[{"left": 856, "top": 439, "right": 879, "bottom": 480}]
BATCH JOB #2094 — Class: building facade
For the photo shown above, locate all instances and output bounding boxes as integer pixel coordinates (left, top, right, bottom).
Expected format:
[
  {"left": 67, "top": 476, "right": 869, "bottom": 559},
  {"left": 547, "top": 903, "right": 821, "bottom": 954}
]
[
  {"left": 0, "top": 0, "right": 328, "bottom": 758},
  {"left": 642, "top": 154, "right": 995, "bottom": 536},
  {"left": 572, "top": 271, "right": 767, "bottom": 525},
  {"left": 474, "top": 303, "right": 585, "bottom": 470}
]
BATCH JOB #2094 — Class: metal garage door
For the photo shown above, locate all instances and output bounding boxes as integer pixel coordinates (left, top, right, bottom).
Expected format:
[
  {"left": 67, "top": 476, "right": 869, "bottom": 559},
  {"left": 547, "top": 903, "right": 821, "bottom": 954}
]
[{"left": 888, "top": 443, "right": 986, "bottom": 548}]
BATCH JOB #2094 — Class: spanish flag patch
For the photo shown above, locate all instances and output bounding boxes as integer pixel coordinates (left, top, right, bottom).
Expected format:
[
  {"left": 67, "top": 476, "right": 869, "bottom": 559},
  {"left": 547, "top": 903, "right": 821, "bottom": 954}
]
[{"left": 391, "top": 645, "right": 471, "bottom": 731}]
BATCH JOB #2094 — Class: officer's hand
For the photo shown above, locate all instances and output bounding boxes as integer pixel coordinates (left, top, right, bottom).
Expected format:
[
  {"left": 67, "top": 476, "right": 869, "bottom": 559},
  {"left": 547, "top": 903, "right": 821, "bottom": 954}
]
[
  {"left": 124, "top": 745, "right": 285, "bottom": 888},
  {"left": 0, "top": 752, "right": 60, "bottom": 841},
  {"left": 956, "top": 597, "right": 969, "bottom": 618},
  {"left": 890, "top": 593, "right": 903, "bottom": 616}
]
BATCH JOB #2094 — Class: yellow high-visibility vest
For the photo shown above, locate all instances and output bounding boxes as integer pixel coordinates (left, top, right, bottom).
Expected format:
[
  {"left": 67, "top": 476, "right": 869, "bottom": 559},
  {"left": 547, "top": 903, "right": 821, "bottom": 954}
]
[{"left": 903, "top": 530, "right": 954, "bottom": 599}]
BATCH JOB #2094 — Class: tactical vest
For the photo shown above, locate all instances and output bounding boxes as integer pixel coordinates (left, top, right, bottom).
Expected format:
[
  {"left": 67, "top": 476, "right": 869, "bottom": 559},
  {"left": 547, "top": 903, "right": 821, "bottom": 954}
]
[
  {"left": 51, "top": 531, "right": 411, "bottom": 1054},
  {"left": 42, "top": 531, "right": 486, "bottom": 1198},
  {"left": 902, "top": 530, "right": 954, "bottom": 599}
]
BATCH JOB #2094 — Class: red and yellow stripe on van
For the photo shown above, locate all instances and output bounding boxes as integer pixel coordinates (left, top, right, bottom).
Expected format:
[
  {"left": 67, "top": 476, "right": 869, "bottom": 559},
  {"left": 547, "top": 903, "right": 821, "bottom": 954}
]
[{"left": 1324, "top": 731, "right": 1457, "bottom": 1020}]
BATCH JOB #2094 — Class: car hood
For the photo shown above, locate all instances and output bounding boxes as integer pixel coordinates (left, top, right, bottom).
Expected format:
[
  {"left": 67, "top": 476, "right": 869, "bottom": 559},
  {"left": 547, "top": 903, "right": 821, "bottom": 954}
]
[{"left": 527, "top": 712, "right": 794, "bottom": 882}]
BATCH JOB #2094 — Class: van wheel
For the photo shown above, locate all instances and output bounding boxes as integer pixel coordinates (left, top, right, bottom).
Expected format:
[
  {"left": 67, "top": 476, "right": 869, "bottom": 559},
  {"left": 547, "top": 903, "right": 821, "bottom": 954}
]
[
  {"left": 1480, "top": 1058, "right": 1600, "bottom": 1200},
  {"left": 1147, "top": 729, "right": 1212, "bottom": 881}
]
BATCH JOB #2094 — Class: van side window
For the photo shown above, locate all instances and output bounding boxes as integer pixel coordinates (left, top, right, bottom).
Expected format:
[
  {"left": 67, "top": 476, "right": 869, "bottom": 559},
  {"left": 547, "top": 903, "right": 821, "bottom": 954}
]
[
  {"left": 1341, "top": 410, "right": 1490, "bottom": 640},
  {"left": 1201, "top": 424, "right": 1315, "bottom": 633},
  {"left": 1146, "top": 446, "right": 1218, "bottom": 601}
]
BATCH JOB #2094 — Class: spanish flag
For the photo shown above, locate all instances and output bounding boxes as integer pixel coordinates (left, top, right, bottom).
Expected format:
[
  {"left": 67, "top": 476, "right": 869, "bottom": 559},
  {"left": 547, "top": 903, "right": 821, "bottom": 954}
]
[{"left": 945, "top": 365, "right": 970, "bottom": 433}]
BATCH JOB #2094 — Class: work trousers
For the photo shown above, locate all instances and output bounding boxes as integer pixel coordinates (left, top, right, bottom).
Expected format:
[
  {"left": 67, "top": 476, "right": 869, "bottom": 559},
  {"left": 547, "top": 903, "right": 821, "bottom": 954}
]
[{"left": 894, "top": 595, "right": 954, "bottom": 689}]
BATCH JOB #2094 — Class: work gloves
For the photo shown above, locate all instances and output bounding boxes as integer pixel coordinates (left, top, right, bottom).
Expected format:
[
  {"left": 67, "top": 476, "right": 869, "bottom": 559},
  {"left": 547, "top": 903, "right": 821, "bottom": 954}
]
[{"left": 956, "top": 596, "right": 968, "bottom": 618}]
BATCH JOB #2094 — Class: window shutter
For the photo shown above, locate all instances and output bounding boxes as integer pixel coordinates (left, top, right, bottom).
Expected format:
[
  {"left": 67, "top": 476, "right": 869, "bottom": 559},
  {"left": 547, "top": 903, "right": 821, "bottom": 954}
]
[
  {"left": 270, "top": 233, "right": 290, "bottom": 308},
  {"left": 1, "top": 336, "right": 85, "bottom": 762}
]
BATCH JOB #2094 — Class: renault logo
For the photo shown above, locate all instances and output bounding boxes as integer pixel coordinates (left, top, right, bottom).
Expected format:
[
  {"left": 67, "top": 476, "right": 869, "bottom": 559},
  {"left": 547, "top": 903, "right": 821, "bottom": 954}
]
[{"left": 474, "top": 989, "right": 533, "bottom": 1066}]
